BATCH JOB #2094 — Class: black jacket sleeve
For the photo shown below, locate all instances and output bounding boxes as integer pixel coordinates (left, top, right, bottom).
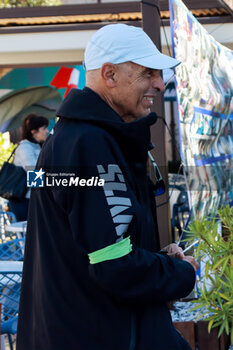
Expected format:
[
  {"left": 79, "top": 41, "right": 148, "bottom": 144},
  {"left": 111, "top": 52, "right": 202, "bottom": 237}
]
[{"left": 53, "top": 128, "right": 196, "bottom": 305}]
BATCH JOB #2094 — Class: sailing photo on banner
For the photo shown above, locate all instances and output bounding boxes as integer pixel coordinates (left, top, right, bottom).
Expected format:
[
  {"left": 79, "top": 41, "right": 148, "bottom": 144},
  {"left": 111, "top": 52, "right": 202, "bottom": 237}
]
[{"left": 169, "top": 0, "right": 233, "bottom": 218}]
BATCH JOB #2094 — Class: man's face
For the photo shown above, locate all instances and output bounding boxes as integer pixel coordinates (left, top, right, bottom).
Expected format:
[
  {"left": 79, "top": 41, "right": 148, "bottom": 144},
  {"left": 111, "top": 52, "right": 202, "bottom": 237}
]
[{"left": 111, "top": 62, "right": 165, "bottom": 121}]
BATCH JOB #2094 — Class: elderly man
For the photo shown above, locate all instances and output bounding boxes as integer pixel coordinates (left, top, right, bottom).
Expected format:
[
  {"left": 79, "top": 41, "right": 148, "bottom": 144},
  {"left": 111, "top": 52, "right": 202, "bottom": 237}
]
[{"left": 17, "top": 24, "right": 198, "bottom": 350}]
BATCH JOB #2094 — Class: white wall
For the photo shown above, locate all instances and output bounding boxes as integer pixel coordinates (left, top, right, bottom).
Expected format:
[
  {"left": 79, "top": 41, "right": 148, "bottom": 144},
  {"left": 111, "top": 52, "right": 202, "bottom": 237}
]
[{"left": 0, "top": 23, "right": 232, "bottom": 66}]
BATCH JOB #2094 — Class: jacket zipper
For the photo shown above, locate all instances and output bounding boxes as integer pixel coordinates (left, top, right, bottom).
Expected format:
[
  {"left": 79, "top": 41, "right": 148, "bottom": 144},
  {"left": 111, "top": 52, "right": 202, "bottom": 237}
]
[{"left": 129, "top": 312, "right": 136, "bottom": 350}]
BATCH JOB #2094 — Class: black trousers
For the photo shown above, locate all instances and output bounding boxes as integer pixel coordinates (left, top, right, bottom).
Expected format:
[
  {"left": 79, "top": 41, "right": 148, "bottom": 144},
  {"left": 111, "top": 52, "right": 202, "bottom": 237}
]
[{"left": 8, "top": 197, "right": 29, "bottom": 221}]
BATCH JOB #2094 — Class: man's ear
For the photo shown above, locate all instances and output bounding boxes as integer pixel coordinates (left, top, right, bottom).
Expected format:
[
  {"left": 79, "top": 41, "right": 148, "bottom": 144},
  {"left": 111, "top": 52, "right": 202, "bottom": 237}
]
[{"left": 100, "top": 63, "right": 117, "bottom": 87}]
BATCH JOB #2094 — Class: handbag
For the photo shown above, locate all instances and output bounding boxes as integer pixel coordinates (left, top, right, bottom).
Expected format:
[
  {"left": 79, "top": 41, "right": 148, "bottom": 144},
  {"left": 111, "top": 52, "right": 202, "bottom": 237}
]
[{"left": 0, "top": 146, "right": 27, "bottom": 200}]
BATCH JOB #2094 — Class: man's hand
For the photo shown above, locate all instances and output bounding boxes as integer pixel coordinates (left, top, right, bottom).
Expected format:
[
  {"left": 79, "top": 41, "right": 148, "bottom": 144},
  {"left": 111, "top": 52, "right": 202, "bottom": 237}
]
[
  {"left": 161, "top": 243, "right": 199, "bottom": 272},
  {"left": 182, "top": 256, "right": 199, "bottom": 272},
  {"left": 161, "top": 243, "right": 185, "bottom": 259}
]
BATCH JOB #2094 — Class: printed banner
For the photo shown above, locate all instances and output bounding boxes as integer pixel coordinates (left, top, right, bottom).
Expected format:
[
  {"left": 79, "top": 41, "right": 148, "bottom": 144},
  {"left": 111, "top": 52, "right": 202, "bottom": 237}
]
[{"left": 169, "top": 0, "right": 233, "bottom": 218}]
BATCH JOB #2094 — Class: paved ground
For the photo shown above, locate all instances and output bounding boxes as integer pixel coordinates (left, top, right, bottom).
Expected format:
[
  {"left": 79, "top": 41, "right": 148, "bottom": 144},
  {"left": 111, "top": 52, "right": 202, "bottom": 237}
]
[{"left": 2, "top": 334, "right": 16, "bottom": 350}]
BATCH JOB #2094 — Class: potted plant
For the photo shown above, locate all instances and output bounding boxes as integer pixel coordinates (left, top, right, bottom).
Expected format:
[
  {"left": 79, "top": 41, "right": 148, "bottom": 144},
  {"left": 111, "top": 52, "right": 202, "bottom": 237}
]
[
  {"left": 0, "top": 132, "right": 16, "bottom": 168},
  {"left": 186, "top": 206, "right": 233, "bottom": 350}
]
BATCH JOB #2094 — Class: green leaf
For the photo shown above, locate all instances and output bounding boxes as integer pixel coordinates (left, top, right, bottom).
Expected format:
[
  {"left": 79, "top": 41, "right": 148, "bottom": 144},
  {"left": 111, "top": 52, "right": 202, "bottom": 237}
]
[
  {"left": 231, "top": 327, "right": 233, "bottom": 345},
  {"left": 0, "top": 133, "right": 16, "bottom": 167},
  {"left": 217, "top": 294, "right": 223, "bottom": 308},
  {"left": 190, "top": 304, "right": 205, "bottom": 312},
  {"left": 225, "top": 319, "right": 229, "bottom": 335},
  {"left": 218, "top": 321, "right": 226, "bottom": 338},
  {"left": 213, "top": 257, "right": 227, "bottom": 270},
  {"left": 208, "top": 319, "right": 214, "bottom": 333},
  {"left": 0, "top": 0, "right": 61, "bottom": 8},
  {"left": 219, "top": 293, "right": 230, "bottom": 302},
  {"left": 222, "top": 258, "right": 231, "bottom": 275},
  {"left": 212, "top": 320, "right": 225, "bottom": 328}
]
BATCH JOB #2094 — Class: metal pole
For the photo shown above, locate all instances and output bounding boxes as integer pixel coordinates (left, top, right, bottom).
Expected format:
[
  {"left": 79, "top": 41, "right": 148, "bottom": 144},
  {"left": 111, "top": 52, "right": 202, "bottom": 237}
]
[{"left": 141, "top": 0, "right": 171, "bottom": 247}]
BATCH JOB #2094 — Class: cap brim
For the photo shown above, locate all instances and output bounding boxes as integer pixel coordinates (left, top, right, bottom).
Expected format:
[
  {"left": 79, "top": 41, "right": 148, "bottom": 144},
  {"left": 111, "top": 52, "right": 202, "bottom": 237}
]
[{"left": 132, "top": 52, "right": 180, "bottom": 70}]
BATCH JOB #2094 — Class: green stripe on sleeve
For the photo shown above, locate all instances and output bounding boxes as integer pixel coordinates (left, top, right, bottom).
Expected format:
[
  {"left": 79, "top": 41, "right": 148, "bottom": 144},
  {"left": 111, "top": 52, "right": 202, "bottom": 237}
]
[{"left": 88, "top": 236, "right": 132, "bottom": 265}]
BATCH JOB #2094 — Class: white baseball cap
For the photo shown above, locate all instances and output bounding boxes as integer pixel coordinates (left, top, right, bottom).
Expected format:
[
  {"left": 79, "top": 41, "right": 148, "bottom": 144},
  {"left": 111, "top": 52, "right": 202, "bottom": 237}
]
[{"left": 84, "top": 24, "right": 180, "bottom": 71}]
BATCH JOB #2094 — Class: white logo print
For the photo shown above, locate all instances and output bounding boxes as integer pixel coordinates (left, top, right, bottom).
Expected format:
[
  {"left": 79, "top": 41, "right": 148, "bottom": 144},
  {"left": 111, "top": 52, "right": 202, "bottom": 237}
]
[
  {"left": 27, "top": 168, "right": 45, "bottom": 187},
  {"left": 97, "top": 164, "right": 133, "bottom": 238}
]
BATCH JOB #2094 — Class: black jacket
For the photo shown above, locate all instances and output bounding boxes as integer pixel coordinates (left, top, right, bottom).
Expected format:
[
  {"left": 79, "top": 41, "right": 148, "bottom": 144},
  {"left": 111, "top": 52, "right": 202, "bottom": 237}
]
[{"left": 17, "top": 87, "right": 195, "bottom": 350}]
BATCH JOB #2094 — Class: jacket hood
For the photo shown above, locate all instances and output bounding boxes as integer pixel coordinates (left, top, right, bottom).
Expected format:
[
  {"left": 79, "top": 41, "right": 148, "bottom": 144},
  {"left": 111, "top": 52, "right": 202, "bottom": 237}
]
[{"left": 57, "top": 87, "right": 158, "bottom": 157}]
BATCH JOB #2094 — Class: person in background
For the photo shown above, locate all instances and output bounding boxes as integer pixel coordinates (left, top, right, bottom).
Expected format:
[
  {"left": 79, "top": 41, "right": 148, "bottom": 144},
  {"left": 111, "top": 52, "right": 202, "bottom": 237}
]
[{"left": 8, "top": 114, "right": 49, "bottom": 221}]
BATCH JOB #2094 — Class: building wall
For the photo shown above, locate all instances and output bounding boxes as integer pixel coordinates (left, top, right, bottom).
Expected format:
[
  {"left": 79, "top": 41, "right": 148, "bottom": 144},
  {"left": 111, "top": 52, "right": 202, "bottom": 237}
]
[{"left": 1, "top": 23, "right": 232, "bottom": 67}]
